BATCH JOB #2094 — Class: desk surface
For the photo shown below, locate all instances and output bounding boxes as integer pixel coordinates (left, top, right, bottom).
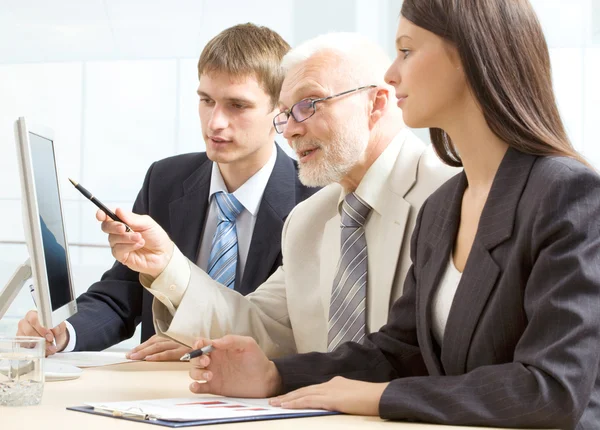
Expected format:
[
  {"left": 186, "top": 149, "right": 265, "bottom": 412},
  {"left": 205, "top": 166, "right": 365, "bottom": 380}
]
[{"left": 3, "top": 361, "right": 524, "bottom": 429}]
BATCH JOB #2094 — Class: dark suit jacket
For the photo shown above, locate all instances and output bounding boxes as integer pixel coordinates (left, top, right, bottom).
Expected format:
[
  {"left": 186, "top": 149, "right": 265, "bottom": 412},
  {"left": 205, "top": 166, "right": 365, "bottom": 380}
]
[
  {"left": 274, "top": 148, "right": 600, "bottom": 429},
  {"left": 68, "top": 144, "right": 318, "bottom": 351}
]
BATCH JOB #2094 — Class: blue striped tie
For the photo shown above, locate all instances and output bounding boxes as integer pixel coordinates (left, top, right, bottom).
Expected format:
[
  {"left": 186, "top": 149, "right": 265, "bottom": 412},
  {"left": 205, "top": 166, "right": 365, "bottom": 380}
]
[
  {"left": 327, "top": 192, "right": 371, "bottom": 352},
  {"left": 207, "top": 192, "right": 244, "bottom": 289}
]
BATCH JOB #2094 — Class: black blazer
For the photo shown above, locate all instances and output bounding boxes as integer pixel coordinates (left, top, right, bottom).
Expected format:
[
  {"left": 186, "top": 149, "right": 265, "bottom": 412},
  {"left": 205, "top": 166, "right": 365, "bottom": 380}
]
[
  {"left": 274, "top": 148, "right": 600, "bottom": 429},
  {"left": 68, "top": 144, "right": 318, "bottom": 351}
]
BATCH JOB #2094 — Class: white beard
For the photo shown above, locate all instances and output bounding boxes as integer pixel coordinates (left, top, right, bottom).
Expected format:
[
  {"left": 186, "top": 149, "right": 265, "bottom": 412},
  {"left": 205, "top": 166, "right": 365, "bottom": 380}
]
[{"left": 293, "top": 118, "right": 369, "bottom": 187}]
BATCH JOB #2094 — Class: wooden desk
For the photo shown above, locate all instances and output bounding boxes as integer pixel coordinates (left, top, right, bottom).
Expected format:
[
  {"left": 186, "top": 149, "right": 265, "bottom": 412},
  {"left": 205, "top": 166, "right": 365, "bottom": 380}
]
[{"left": 2, "top": 361, "right": 522, "bottom": 429}]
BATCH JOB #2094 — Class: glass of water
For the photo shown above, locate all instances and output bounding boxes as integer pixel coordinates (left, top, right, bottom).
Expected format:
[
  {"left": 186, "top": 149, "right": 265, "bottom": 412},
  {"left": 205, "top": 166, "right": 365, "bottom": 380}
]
[{"left": 0, "top": 336, "right": 44, "bottom": 406}]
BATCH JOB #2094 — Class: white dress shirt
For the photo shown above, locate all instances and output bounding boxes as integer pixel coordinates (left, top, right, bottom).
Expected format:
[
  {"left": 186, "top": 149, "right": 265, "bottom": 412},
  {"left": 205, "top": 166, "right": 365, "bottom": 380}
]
[
  {"left": 196, "top": 144, "right": 277, "bottom": 282},
  {"left": 431, "top": 253, "right": 463, "bottom": 346},
  {"left": 63, "top": 144, "right": 277, "bottom": 352}
]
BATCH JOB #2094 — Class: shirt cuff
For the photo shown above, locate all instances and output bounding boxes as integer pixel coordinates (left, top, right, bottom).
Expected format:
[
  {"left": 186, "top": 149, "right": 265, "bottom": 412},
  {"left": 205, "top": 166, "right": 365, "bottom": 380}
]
[
  {"left": 139, "top": 245, "right": 190, "bottom": 314},
  {"left": 63, "top": 320, "right": 77, "bottom": 352}
]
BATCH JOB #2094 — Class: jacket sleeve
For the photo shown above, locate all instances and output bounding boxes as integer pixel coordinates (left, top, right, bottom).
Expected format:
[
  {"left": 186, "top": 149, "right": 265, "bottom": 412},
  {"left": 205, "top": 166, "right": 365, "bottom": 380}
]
[
  {"left": 279, "top": 166, "right": 600, "bottom": 429},
  {"left": 152, "top": 206, "right": 301, "bottom": 358},
  {"left": 374, "top": 166, "right": 600, "bottom": 429},
  {"left": 66, "top": 163, "right": 156, "bottom": 351}
]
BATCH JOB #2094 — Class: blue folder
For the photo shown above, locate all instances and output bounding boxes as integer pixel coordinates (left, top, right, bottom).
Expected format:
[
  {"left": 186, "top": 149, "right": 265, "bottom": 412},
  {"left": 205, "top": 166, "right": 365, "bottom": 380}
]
[{"left": 67, "top": 405, "right": 338, "bottom": 427}]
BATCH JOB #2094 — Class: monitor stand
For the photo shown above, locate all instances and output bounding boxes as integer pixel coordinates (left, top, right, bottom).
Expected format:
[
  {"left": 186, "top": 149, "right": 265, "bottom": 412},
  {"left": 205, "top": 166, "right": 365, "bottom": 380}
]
[
  {"left": 0, "top": 259, "right": 82, "bottom": 381},
  {"left": 0, "top": 259, "right": 32, "bottom": 321}
]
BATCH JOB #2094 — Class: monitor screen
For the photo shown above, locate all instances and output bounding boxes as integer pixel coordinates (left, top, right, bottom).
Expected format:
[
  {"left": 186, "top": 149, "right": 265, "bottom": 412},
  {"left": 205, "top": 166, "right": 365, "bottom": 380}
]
[{"left": 28, "top": 132, "right": 73, "bottom": 311}]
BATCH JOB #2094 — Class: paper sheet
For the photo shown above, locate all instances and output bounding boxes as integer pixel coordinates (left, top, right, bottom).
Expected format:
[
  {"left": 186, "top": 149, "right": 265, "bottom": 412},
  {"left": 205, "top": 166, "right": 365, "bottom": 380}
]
[
  {"left": 47, "top": 351, "right": 137, "bottom": 368},
  {"left": 85, "top": 397, "right": 330, "bottom": 421}
]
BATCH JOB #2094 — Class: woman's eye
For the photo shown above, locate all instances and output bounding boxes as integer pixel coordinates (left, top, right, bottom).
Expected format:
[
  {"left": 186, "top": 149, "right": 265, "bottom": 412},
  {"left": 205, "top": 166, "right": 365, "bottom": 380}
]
[{"left": 399, "top": 49, "right": 411, "bottom": 59}]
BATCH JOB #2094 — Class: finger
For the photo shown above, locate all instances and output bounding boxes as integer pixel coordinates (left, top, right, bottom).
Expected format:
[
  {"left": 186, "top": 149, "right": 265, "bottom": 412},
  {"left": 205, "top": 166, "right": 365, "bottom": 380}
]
[
  {"left": 128, "top": 335, "right": 163, "bottom": 357},
  {"left": 16, "top": 318, "right": 38, "bottom": 337},
  {"left": 114, "top": 208, "right": 154, "bottom": 232},
  {"left": 272, "top": 385, "right": 322, "bottom": 405},
  {"left": 101, "top": 219, "right": 133, "bottom": 235},
  {"left": 49, "top": 323, "right": 65, "bottom": 342},
  {"left": 108, "top": 235, "right": 144, "bottom": 251},
  {"left": 96, "top": 209, "right": 108, "bottom": 222},
  {"left": 50, "top": 323, "right": 69, "bottom": 352},
  {"left": 280, "top": 395, "right": 332, "bottom": 411},
  {"left": 106, "top": 231, "right": 143, "bottom": 246},
  {"left": 128, "top": 345, "right": 153, "bottom": 360},
  {"left": 190, "top": 379, "right": 214, "bottom": 394},
  {"left": 23, "top": 311, "right": 51, "bottom": 340},
  {"left": 110, "top": 243, "right": 145, "bottom": 263},
  {"left": 46, "top": 344, "right": 58, "bottom": 356},
  {"left": 190, "top": 354, "right": 211, "bottom": 369},
  {"left": 189, "top": 367, "right": 212, "bottom": 382},
  {"left": 192, "top": 338, "right": 212, "bottom": 350},
  {"left": 145, "top": 348, "right": 187, "bottom": 362},
  {"left": 129, "top": 339, "right": 172, "bottom": 360},
  {"left": 127, "top": 340, "right": 151, "bottom": 357},
  {"left": 210, "top": 334, "right": 255, "bottom": 352}
]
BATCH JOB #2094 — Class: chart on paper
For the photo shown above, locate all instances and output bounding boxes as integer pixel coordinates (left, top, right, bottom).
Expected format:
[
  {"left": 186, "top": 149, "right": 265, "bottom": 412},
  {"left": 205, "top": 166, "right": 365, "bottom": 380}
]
[{"left": 85, "top": 397, "right": 330, "bottom": 421}]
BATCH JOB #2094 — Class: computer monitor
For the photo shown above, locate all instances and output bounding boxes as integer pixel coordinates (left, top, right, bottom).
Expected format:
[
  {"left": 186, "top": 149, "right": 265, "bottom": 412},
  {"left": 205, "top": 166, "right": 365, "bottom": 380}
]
[{"left": 0, "top": 117, "right": 77, "bottom": 329}]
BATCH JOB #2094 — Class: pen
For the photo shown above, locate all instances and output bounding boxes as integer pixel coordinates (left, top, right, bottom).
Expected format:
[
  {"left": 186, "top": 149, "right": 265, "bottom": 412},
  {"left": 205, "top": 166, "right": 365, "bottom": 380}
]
[
  {"left": 68, "top": 178, "right": 133, "bottom": 232},
  {"left": 179, "top": 345, "right": 215, "bottom": 361}
]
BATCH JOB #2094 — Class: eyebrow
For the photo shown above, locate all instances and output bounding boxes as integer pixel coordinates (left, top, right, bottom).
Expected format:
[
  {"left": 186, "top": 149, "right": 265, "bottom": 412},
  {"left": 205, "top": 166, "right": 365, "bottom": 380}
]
[
  {"left": 197, "top": 91, "right": 255, "bottom": 106},
  {"left": 279, "top": 84, "right": 327, "bottom": 109},
  {"left": 395, "top": 35, "right": 413, "bottom": 46}
]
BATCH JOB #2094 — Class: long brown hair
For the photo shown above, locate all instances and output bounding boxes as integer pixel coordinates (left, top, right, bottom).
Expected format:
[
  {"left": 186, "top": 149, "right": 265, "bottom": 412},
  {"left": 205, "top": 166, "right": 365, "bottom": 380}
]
[{"left": 401, "top": 0, "right": 587, "bottom": 167}]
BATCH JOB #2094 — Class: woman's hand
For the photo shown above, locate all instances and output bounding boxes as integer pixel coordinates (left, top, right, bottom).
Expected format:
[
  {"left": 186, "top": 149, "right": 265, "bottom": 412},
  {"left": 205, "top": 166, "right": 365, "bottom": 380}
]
[{"left": 269, "top": 376, "right": 388, "bottom": 415}]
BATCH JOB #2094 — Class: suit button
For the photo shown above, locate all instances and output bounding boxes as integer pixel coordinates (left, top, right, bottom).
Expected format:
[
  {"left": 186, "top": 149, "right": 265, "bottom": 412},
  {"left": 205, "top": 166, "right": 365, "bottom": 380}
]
[{"left": 169, "top": 284, "right": 177, "bottom": 292}]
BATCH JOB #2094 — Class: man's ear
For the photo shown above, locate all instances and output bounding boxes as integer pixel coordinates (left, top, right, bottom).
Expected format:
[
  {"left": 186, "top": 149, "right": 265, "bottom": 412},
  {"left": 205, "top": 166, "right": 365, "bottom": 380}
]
[{"left": 369, "top": 88, "right": 389, "bottom": 128}]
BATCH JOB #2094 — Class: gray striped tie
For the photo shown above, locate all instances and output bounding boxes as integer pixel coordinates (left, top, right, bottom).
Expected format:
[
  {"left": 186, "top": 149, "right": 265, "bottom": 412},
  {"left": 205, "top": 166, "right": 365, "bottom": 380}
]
[{"left": 327, "top": 192, "right": 372, "bottom": 352}]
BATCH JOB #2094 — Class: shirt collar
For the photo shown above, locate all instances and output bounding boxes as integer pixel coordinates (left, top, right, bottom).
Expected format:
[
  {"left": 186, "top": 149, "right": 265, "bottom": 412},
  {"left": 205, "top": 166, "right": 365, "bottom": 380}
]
[
  {"left": 338, "top": 128, "right": 408, "bottom": 216},
  {"left": 209, "top": 143, "right": 278, "bottom": 217}
]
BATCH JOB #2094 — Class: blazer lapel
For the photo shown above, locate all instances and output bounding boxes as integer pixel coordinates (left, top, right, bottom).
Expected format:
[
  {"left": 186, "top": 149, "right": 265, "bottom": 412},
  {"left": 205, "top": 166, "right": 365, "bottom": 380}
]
[
  {"left": 417, "top": 172, "right": 466, "bottom": 376},
  {"left": 368, "top": 133, "right": 425, "bottom": 332},
  {"left": 169, "top": 158, "right": 212, "bottom": 261},
  {"left": 441, "top": 148, "right": 537, "bottom": 375},
  {"left": 238, "top": 145, "right": 297, "bottom": 295},
  {"left": 320, "top": 210, "right": 342, "bottom": 320}
]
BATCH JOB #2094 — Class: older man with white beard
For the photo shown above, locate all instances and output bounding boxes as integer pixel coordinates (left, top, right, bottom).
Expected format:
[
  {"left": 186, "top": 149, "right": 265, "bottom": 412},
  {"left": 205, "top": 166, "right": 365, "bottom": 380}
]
[{"left": 99, "top": 33, "right": 459, "bottom": 358}]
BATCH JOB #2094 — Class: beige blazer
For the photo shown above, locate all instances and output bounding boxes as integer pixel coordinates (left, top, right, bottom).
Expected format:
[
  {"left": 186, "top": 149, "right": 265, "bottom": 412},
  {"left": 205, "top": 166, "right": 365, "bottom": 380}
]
[{"left": 152, "top": 130, "right": 460, "bottom": 357}]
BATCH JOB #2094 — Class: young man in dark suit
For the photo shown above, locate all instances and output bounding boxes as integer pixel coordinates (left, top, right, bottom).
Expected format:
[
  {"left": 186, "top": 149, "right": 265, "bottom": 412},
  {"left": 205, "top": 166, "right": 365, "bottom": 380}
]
[{"left": 17, "top": 23, "right": 317, "bottom": 360}]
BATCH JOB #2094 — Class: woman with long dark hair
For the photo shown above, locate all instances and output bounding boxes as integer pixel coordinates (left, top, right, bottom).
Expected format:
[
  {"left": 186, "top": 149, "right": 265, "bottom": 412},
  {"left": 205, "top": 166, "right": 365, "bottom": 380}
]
[{"left": 187, "top": 1, "right": 600, "bottom": 428}]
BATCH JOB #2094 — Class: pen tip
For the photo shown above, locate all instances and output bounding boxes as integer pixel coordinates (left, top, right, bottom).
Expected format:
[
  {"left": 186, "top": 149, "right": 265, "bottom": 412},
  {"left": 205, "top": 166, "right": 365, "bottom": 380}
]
[{"left": 68, "top": 178, "right": 77, "bottom": 186}]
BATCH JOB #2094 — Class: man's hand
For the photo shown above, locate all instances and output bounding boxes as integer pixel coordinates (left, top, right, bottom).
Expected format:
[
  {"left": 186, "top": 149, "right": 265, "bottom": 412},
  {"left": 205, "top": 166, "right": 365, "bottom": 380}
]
[
  {"left": 97, "top": 208, "right": 173, "bottom": 277},
  {"left": 127, "top": 335, "right": 191, "bottom": 361},
  {"left": 268, "top": 376, "right": 388, "bottom": 415},
  {"left": 16, "top": 310, "right": 69, "bottom": 356},
  {"left": 189, "top": 335, "right": 282, "bottom": 399}
]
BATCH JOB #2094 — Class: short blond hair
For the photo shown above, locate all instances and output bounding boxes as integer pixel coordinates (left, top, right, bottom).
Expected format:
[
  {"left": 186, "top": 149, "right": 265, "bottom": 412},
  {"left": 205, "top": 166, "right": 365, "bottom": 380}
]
[{"left": 198, "top": 23, "right": 290, "bottom": 108}]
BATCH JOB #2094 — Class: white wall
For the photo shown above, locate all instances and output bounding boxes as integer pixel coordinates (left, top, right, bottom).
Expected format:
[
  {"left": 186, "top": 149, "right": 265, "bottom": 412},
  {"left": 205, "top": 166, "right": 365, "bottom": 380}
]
[{"left": 1, "top": 0, "right": 598, "bottom": 350}]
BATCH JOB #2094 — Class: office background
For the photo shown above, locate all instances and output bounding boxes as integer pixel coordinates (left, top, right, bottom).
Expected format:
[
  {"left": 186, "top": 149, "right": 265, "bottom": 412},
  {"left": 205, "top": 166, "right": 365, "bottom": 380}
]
[{"left": 1, "top": 0, "right": 598, "bottom": 350}]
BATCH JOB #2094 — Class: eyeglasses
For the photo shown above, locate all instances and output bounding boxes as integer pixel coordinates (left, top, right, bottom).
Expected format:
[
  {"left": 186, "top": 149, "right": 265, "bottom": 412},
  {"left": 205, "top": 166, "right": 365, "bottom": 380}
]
[{"left": 272, "top": 85, "right": 377, "bottom": 134}]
